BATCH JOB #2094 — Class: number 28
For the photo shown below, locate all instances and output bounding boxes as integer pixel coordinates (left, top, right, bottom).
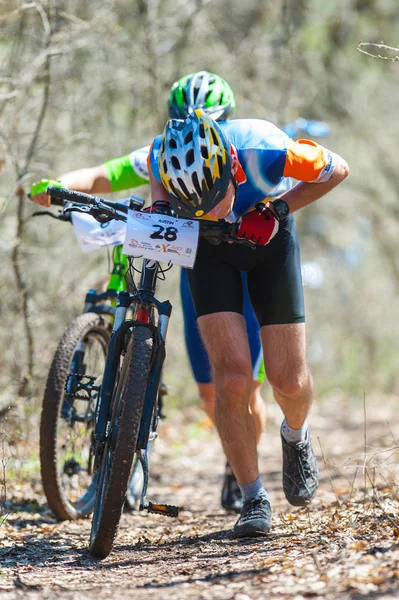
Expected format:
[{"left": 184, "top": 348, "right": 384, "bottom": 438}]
[{"left": 150, "top": 225, "right": 178, "bottom": 242}]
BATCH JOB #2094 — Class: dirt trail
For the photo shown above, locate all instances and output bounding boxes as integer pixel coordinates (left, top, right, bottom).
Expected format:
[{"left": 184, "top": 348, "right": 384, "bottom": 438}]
[{"left": 1, "top": 401, "right": 399, "bottom": 600}]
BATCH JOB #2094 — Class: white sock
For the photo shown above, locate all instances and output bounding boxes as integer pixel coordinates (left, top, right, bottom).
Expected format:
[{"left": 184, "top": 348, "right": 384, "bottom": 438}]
[{"left": 281, "top": 419, "right": 308, "bottom": 444}]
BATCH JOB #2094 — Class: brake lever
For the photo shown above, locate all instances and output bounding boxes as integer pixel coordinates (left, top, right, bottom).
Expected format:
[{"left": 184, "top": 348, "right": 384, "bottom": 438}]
[
  {"left": 64, "top": 205, "right": 109, "bottom": 223},
  {"left": 32, "top": 210, "right": 71, "bottom": 222},
  {"left": 63, "top": 203, "right": 126, "bottom": 224},
  {"left": 64, "top": 205, "right": 92, "bottom": 215}
]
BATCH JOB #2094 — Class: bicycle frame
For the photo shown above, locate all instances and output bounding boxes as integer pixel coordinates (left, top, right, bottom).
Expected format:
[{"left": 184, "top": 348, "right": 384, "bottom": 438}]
[
  {"left": 93, "top": 257, "right": 171, "bottom": 451},
  {"left": 83, "top": 245, "right": 129, "bottom": 318}
]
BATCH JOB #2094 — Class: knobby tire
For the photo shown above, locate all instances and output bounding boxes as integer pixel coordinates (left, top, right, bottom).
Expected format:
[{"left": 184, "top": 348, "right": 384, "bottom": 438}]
[
  {"left": 40, "top": 313, "right": 111, "bottom": 520},
  {"left": 89, "top": 325, "right": 153, "bottom": 558}
]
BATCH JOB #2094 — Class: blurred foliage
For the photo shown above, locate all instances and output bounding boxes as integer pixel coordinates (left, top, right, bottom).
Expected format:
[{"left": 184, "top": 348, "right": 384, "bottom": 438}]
[{"left": 1, "top": 0, "right": 399, "bottom": 414}]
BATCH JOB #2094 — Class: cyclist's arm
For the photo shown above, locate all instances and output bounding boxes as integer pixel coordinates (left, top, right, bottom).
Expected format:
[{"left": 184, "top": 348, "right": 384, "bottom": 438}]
[
  {"left": 31, "top": 148, "right": 150, "bottom": 207},
  {"left": 30, "top": 165, "right": 112, "bottom": 208},
  {"left": 60, "top": 165, "right": 112, "bottom": 194},
  {"left": 62, "top": 148, "right": 152, "bottom": 193},
  {"left": 281, "top": 155, "right": 349, "bottom": 214},
  {"left": 279, "top": 139, "right": 349, "bottom": 214}
]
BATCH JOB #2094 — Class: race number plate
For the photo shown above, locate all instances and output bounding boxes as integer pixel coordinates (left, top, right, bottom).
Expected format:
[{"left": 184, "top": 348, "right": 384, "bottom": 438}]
[{"left": 123, "top": 211, "right": 199, "bottom": 268}]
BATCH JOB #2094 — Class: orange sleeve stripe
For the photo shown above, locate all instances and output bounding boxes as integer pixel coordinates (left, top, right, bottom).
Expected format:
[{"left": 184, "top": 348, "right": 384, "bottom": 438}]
[
  {"left": 147, "top": 142, "right": 154, "bottom": 173},
  {"left": 283, "top": 138, "right": 327, "bottom": 182}
]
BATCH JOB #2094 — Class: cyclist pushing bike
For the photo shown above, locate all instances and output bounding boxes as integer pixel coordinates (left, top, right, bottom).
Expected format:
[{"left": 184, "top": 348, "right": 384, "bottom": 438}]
[
  {"left": 148, "top": 108, "right": 349, "bottom": 538},
  {"left": 30, "top": 72, "right": 267, "bottom": 514}
]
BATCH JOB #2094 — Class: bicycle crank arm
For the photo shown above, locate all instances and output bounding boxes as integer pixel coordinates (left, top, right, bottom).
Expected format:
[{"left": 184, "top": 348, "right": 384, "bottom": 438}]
[{"left": 142, "top": 501, "right": 179, "bottom": 518}]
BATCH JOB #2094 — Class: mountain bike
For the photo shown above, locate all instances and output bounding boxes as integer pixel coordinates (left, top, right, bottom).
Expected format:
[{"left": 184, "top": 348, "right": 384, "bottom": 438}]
[
  {"left": 34, "top": 203, "right": 151, "bottom": 520},
  {"left": 47, "top": 185, "right": 253, "bottom": 558}
]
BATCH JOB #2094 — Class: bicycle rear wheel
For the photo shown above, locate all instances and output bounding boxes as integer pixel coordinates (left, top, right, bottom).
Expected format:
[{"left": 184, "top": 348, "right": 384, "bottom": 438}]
[
  {"left": 40, "top": 313, "right": 110, "bottom": 520},
  {"left": 89, "top": 325, "right": 153, "bottom": 558}
]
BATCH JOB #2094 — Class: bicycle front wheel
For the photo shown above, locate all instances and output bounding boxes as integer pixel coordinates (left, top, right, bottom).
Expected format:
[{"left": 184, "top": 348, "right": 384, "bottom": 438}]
[
  {"left": 89, "top": 325, "right": 153, "bottom": 558},
  {"left": 40, "top": 313, "right": 110, "bottom": 520}
]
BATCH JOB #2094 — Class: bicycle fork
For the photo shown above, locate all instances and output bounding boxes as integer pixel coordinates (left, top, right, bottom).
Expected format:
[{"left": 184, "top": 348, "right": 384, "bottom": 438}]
[{"left": 135, "top": 300, "right": 179, "bottom": 518}]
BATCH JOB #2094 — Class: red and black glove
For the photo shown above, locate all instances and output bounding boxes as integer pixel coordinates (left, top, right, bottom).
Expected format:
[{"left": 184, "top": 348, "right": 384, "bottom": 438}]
[
  {"left": 143, "top": 200, "right": 172, "bottom": 215},
  {"left": 236, "top": 203, "right": 280, "bottom": 246}
]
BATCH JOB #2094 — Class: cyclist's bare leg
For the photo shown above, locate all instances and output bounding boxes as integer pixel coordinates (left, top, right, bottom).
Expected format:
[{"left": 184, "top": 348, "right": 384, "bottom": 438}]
[
  {"left": 249, "top": 381, "right": 266, "bottom": 442},
  {"left": 197, "top": 383, "right": 216, "bottom": 422},
  {"left": 260, "top": 323, "right": 313, "bottom": 428},
  {"left": 198, "top": 381, "right": 266, "bottom": 443},
  {"left": 197, "top": 312, "right": 259, "bottom": 485}
]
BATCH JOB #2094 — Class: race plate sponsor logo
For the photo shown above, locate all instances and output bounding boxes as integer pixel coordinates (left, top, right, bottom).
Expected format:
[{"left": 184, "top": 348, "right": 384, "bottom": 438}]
[{"left": 123, "top": 211, "right": 199, "bottom": 268}]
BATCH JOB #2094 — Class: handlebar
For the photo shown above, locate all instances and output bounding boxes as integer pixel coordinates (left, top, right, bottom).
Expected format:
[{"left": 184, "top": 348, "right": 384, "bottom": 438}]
[
  {"left": 46, "top": 186, "right": 255, "bottom": 249},
  {"left": 47, "top": 187, "right": 102, "bottom": 206},
  {"left": 47, "top": 186, "right": 128, "bottom": 223}
]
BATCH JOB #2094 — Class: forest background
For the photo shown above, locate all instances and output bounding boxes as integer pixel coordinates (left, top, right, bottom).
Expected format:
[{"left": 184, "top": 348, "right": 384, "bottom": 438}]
[{"left": 1, "top": 0, "right": 399, "bottom": 431}]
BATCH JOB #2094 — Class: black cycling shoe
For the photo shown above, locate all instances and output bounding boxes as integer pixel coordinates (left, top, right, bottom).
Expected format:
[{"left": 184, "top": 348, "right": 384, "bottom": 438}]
[
  {"left": 281, "top": 431, "right": 319, "bottom": 507},
  {"left": 221, "top": 463, "right": 243, "bottom": 513},
  {"left": 233, "top": 497, "right": 272, "bottom": 538}
]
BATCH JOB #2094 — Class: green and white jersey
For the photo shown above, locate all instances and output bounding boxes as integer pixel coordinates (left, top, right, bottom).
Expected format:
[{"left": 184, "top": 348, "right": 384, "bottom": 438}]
[{"left": 103, "top": 146, "right": 150, "bottom": 192}]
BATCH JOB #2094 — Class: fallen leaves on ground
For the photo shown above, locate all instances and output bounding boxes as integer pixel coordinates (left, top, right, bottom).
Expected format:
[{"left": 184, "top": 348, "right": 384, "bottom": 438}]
[{"left": 0, "top": 402, "right": 398, "bottom": 599}]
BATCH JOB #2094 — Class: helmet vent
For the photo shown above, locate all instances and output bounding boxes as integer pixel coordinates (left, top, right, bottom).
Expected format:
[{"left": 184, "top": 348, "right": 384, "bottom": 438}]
[
  {"left": 217, "top": 154, "right": 224, "bottom": 173},
  {"left": 169, "top": 180, "right": 180, "bottom": 198},
  {"left": 184, "top": 131, "right": 193, "bottom": 144},
  {"left": 210, "top": 128, "right": 219, "bottom": 146},
  {"left": 186, "top": 149, "right": 195, "bottom": 167},
  {"left": 199, "top": 124, "right": 206, "bottom": 138},
  {"left": 191, "top": 172, "right": 202, "bottom": 196},
  {"left": 169, "top": 138, "right": 177, "bottom": 149},
  {"left": 177, "top": 177, "right": 191, "bottom": 199},
  {"left": 201, "top": 146, "right": 208, "bottom": 159},
  {"left": 203, "top": 166, "right": 214, "bottom": 190},
  {"left": 163, "top": 160, "right": 168, "bottom": 173},
  {"left": 171, "top": 156, "right": 181, "bottom": 169}
]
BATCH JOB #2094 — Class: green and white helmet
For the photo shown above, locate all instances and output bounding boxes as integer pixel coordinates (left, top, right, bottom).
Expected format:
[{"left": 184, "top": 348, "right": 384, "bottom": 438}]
[{"left": 168, "top": 71, "right": 235, "bottom": 122}]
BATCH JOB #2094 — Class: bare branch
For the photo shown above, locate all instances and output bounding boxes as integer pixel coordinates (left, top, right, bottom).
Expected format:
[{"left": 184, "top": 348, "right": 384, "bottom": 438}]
[
  {"left": 357, "top": 41, "right": 399, "bottom": 62},
  {"left": 5, "top": 3, "right": 54, "bottom": 393},
  {"left": 31, "top": 0, "right": 51, "bottom": 36},
  {"left": 0, "top": 3, "right": 36, "bottom": 25}
]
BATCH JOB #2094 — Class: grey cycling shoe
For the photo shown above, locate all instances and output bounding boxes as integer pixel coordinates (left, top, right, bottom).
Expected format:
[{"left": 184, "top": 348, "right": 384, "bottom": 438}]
[
  {"left": 221, "top": 463, "right": 243, "bottom": 513},
  {"left": 281, "top": 432, "right": 319, "bottom": 507},
  {"left": 233, "top": 497, "right": 272, "bottom": 538}
]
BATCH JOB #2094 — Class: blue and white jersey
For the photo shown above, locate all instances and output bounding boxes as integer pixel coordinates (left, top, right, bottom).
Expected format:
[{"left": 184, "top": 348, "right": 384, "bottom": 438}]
[{"left": 149, "top": 118, "right": 335, "bottom": 219}]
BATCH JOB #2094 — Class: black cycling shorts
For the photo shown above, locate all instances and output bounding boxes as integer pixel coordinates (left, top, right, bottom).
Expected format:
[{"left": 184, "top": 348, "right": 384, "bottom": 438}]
[{"left": 186, "top": 215, "right": 305, "bottom": 327}]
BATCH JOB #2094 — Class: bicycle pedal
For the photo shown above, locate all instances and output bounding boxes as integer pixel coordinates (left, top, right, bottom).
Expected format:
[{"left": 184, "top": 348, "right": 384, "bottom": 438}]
[{"left": 144, "top": 501, "right": 179, "bottom": 518}]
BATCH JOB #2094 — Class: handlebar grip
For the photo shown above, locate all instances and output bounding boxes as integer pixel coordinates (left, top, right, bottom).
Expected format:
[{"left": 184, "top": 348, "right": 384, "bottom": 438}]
[{"left": 47, "top": 186, "right": 96, "bottom": 205}]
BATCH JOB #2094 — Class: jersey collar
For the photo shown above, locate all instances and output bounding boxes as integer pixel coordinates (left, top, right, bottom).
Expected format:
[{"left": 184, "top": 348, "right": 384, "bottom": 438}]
[{"left": 230, "top": 144, "right": 247, "bottom": 185}]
